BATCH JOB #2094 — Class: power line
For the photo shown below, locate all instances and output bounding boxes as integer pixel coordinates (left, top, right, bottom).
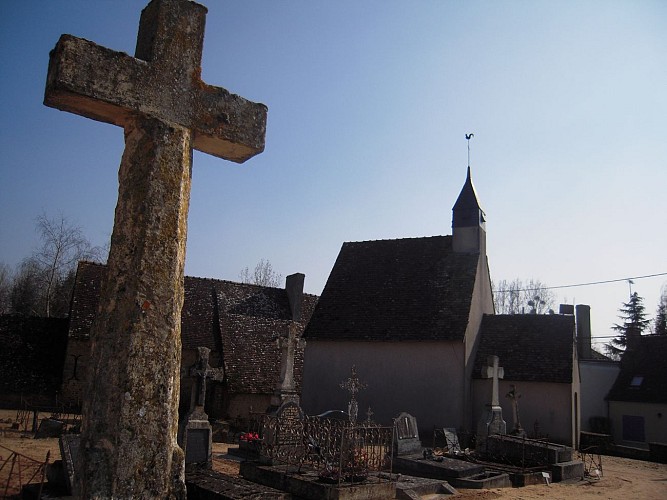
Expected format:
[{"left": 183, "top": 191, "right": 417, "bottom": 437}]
[{"left": 495, "top": 272, "right": 667, "bottom": 293}]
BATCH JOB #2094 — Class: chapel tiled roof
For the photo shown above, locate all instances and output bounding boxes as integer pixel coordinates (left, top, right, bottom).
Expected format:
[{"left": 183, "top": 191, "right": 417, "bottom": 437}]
[
  {"left": 68, "top": 261, "right": 318, "bottom": 394},
  {"left": 606, "top": 334, "right": 667, "bottom": 404},
  {"left": 303, "top": 235, "right": 479, "bottom": 341},
  {"left": 473, "top": 314, "right": 575, "bottom": 383}
]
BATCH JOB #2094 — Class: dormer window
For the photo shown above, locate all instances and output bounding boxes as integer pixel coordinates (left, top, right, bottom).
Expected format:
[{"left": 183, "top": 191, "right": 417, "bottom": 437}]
[{"left": 630, "top": 375, "right": 644, "bottom": 387}]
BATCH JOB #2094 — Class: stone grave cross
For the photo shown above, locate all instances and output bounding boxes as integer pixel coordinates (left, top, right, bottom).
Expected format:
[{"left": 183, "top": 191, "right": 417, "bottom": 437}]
[
  {"left": 482, "top": 354, "right": 504, "bottom": 407},
  {"left": 477, "top": 355, "right": 507, "bottom": 449},
  {"left": 180, "top": 346, "right": 224, "bottom": 467},
  {"left": 44, "top": 1, "right": 266, "bottom": 498},
  {"left": 506, "top": 384, "right": 526, "bottom": 436},
  {"left": 190, "top": 346, "right": 224, "bottom": 411},
  {"left": 272, "top": 325, "right": 302, "bottom": 406}
]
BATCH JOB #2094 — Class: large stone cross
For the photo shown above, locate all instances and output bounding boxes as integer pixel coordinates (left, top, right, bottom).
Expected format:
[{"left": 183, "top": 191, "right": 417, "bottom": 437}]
[
  {"left": 190, "top": 346, "right": 224, "bottom": 410},
  {"left": 44, "top": 1, "right": 266, "bottom": 498},
  {"left": 482, "top": 355, "right": 504, "bottom": 407}
]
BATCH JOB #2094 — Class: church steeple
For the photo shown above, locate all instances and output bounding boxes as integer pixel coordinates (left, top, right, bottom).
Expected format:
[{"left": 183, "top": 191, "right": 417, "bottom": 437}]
[{"left": 452, "top": 166, "right": 486, "bottom": 254}]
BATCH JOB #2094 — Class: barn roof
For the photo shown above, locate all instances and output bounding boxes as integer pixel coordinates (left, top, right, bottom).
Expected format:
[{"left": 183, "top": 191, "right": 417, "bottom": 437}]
[
  {"left": 68, "top": 261, "right": 317, "bottom": 394},
  {"left": 303, "top": 235, "right": 480, "bottom": 342},
  {"left": 473, "top": 314, "right": 576, "bottom": 383}
]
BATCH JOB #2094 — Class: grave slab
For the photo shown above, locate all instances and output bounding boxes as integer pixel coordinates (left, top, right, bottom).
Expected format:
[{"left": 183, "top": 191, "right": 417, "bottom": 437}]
[
  {"left": 240, "top": 462, "right": 395, "bottom": 500},
  {"left": 392, "top": 453, "right": 485, "bottom": 480},
  {"left": 484, "top": 435, "right": 574, "bottom": 465},
  {"left": 450, "top": 470, "right": 511, "bottom": 489},
  {"left": 392, "top": 474, "right": 457, "bottom": 499},
  {"left": 186, "top": 468, "right": 288, "bottom": 500}
]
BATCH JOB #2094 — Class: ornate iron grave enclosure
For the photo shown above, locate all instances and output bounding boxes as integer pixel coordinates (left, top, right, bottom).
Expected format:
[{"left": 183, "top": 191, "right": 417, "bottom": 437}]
[{"left": 257, "top": 402, "right": 394, "bottom": 485}]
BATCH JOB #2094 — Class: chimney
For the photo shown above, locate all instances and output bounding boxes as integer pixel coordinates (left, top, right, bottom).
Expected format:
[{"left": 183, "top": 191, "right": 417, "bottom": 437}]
[
  {"left": 559, "top": 304, "right": 574, "bottom": 315},
  {"left": 575, "top": 304, "right": 592, "bottom": 359},
  {"left": 285, "top": 273, "right": 305, "bottom": 322}
]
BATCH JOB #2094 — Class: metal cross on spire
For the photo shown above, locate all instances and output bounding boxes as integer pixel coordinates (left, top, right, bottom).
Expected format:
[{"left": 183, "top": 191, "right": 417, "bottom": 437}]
[{"left": 465, "top": 133, "right": 474, "bottom": 167}]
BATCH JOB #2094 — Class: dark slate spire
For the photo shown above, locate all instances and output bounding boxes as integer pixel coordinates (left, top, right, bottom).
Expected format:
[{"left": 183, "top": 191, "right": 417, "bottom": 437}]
[
  {"left": 452, "top": 167, "right": 486, "bottom": 254},
  {"left": 452, "top": 167, "right": 486, "bottom": 229}
]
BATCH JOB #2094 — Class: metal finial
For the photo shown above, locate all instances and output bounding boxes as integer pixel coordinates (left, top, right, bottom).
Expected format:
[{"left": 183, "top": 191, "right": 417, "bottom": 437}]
[{"left": 465, "top": 133, "right": 474, "bottom": 168}]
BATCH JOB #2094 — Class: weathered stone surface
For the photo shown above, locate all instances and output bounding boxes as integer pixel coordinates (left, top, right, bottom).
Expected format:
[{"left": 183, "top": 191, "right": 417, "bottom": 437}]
[
  {"left": 43, "top": 0, "right": 267, "bottom": 498},
  {"left": 45, "top": 1, "right": 267, "bottom": 163},
  {"left": 80, "top": 117, "right": 191, "bottom": 499}
]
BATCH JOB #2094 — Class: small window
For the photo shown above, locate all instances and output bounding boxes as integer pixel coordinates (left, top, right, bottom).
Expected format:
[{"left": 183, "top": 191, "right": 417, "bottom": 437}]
[{"left": 630, "top": 376, "right": 644, "bottom": 387}]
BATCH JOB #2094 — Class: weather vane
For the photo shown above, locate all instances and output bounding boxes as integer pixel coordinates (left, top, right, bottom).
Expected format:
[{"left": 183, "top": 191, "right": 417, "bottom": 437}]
[{"left": 465, "top": 133, "right": 474, "bottom": 168}]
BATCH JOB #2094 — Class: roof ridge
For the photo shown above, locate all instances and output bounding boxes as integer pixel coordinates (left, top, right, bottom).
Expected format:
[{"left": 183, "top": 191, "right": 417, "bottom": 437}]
[{"left": 344, "top": 234, "right": 451, "bottom": 245}]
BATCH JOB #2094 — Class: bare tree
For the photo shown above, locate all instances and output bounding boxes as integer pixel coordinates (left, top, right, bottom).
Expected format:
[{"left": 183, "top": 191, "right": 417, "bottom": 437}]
[
  {"left": 28, "top": 213, "right": 102, "bottom": 317},
  {"left": 10, "top": 258, "right": 42, "bottom": 316},
  {"left": 239, "top": 259, "right": 282, "bottom": 288},
  {"left": 492, "top": 278, "right": 556, "bottom": 315}
]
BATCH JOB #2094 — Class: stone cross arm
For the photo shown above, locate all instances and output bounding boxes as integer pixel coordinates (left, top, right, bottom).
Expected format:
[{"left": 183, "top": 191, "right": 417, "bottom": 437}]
[
  {"left": 482, "top": 355, "right": 504, "bottom": 407},
  {"left": 44, "top": 0, "right": 266, "bottom": 163}
]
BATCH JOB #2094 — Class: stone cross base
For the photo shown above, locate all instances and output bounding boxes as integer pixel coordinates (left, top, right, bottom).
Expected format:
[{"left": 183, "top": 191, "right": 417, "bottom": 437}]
[
  {"left": 509, "top": 424, "right": 527, "bottom": 438},
  {"left": 270, "top": 389, "right": 300, "bottom": 410},
  {"left": 179, "top": 407, "right": 214, "bottom": 468},
  {"left": 476, "top": 405, "right": 507, "bottom": 452}
]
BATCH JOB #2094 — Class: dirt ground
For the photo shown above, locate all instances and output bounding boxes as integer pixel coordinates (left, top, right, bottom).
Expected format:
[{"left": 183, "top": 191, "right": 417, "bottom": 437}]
[{"left": 2, "top": 409, "right": 666, "bottom": 499}]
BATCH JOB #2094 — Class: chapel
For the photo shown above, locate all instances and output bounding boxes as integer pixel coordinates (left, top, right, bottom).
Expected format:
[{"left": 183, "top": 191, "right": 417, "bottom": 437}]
[{"left": 301, "top": 168, "right": 581, "bottom": 445}]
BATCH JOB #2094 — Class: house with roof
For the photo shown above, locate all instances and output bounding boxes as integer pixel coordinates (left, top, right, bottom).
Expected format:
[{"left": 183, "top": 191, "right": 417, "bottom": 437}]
[
  {"left": 472, "top": 314, "right": 580, "bottom": 446},
  {"left": 606, "top": 334, "right": 667, "bottom": 449},
  {"left": 301, "top": 168, "right": 495, "bottom": 434},
  {"left": 62, "top": 261, "right": 318, "bottom": 421}
]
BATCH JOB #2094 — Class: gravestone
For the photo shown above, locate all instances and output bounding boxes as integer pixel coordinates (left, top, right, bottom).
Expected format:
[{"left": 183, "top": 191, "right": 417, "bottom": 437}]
[
  {"left": 44, "top": 0, "right": 267, "bottom": 497},
  {"left": 59, "top": 434, "right": 81, "bottom": 495},
  {"left": 179, "top": 346, "right": 224, "bottom": 467},
  {"left": 476, "top": 355, "right": 507, "bottom": 450},
  {"left": 443, "top": 428, "right": 461, "bottom": 453},
  {"left": 262, "top": 401, "right": 306, "bottom": 466},
  {"left": 35, "top": 418, "right": 64, "bottom": 439},
  {"left": 394, "top": 412, "right": 422, "bottom": 455}
]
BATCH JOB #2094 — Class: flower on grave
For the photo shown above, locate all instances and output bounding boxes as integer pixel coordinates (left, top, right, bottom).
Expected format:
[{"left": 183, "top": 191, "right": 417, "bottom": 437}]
[{"left": 239, "top": 432, "right": 260, "bottom": 442}]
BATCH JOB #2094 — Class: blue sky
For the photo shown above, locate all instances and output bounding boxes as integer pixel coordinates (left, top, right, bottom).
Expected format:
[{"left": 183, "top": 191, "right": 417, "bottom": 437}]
[{"left": 1, "top": 1, "right": 665, "bottom": 350}]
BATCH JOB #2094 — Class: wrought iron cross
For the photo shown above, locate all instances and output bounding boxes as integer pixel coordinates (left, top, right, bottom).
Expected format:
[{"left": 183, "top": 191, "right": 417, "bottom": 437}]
[{"left": 340, "top": 365, "right": 366, "bottom": 424}]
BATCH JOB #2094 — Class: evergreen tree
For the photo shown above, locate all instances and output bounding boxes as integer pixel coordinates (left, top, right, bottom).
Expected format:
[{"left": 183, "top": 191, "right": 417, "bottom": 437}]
[
  {"left": 605, "top": 292, "right": 651, "bottom": 359},
  {"left": 655, "top": 288, "right": 667, "bottom": 336}
]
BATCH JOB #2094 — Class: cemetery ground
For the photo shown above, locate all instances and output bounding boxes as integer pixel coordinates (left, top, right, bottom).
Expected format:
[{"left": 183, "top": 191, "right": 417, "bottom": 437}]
[{"left": 1, "top": 410, "right": 666, "bottom": 499}]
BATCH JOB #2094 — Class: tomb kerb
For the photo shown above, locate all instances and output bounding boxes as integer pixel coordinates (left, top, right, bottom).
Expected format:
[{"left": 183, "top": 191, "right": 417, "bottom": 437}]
[{"left": 43, "top": 0, "right": 267, "bottom": 498}]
